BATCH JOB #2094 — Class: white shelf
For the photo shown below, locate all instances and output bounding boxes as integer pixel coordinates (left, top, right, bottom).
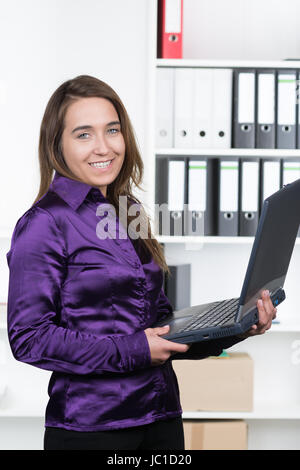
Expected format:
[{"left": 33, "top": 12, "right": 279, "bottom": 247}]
[
  {"left": 157, "top": 235, "right": 254, "bottom": 244},
  {"left": 1, "top": 401, "right": 300, "bottom": 420},
  {"left": 157, "top": 235, "right": 300, "bottom": 245},
  {"left": 156, "top": 148, "right": 300, "bottom": 157},
  {"left": 182, "top": 401, "right": 300, "bottom": 420},
  {"left": 157, "top": 58, "right": 300, "bottom": 69},
  {"left": 0, "top": 311, "right": 299, "bottom": 332}
]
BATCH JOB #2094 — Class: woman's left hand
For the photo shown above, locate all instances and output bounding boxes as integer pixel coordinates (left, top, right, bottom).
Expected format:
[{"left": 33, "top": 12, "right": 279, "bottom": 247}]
[{"left": 239, "top": 289, "right": 277, "bottom": 338}]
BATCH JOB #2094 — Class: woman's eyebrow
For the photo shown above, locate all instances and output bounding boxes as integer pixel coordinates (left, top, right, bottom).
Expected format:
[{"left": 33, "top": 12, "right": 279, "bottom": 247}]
[{"left": 71, "top": 121, "right": 121, "bottom": 134}]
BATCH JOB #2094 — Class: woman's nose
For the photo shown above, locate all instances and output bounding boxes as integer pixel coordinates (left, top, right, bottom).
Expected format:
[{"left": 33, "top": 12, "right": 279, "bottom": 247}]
[{"left": 94, "top": 135, "right": 109, "bottom": 155}]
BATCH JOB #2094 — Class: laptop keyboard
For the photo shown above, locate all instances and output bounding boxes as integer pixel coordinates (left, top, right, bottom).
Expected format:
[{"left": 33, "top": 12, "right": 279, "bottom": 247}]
[{"left": 176, "top": 297, "right": 240, "bottom": 333}]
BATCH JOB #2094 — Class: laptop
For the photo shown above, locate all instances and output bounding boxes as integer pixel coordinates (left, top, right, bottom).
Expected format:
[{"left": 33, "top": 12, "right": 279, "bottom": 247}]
[{"left": 154, "top": 177, "right": 300, "bottom": 344}]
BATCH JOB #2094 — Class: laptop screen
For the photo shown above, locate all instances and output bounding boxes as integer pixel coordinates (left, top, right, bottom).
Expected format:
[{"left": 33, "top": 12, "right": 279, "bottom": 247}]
[{"left": 237, "top": 178, "right": 300, "bottom": 320}]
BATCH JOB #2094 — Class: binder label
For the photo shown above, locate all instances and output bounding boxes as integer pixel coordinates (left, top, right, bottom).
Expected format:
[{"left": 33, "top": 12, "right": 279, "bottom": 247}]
[
  {"left": 263, "top": 161, "right": 280, "bottom": 200},
  {"left": 283, "top": 161, "right": 300, "bottom": 185},
  {"left": 188, "top": 161, "right": 206, "bottom": 211},
  {"left": 278, "top": 74, "right": 296, "bottom": 125},
  {"left": 238, "top": 73, "right": 255, "bottom": 123},
  {"left": 165, "top": 0, "right": 182, "bottom": 33},
  {"left": 220, "top": 161, "right": 238, "bottom": 212},
  {"left": 258, "top": 74, "right": 275, "bottom": 124},
  {"left": 168, "top": 160, "right": 185, "bottom": 211},
  {"left": 242, "top": 162, "right": 259, "bottom": 212}
]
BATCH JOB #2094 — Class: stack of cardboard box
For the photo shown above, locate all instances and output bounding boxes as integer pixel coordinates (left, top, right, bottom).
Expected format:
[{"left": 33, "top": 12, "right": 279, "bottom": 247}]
[
  {"left": 172, "top": 352, "right": 253, "bottom": 450},
  {"left": 183, "top": 420, "right": 247, "bottom": 450}
]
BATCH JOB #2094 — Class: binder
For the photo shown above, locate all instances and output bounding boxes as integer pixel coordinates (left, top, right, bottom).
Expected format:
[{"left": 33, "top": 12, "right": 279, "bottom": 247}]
[
  {"left": 260, "top": 158, "right": 281, "bottom": 212},
  {"left": 297, "top": 70, "right": 300, "bottom": 149},
  {"left": 186, "top": 158, "right": 216, "bottom": 236},
  {"left": 217, "top": 158, "right": 239, "bottom": 236},
  {"left": 281, "top": 158, "right": 300, "bottom": 186},
  {"left": 256, "top": 70, "right": 276, "bottom": 148},
  {"left": 155, "top": 156, "right": 186, "bottom": 236},
  {"left": 192, "top": 68, "right": 213, "bottom": 148},
  {"left": 212, "top": 68, "right": 233, "bottom": 148},
  {"left": 239, "top": 158, "right": 260, "bottom": 236},
  {"left": 156, "top": 67, "right": 174, "bottom": 148},
  {"left": 157, "top": 0, "right": 183, "bottom": 59},
  {"left": 174, "top": 68, "right": 194, "bottom": 148},
  {"left": 281, "top": 158, "right": 300, "bottom": 236},
  {"left": 164, "top": 264, "right": 191, "bottom": 310},
  {"left": 233, "top": 69, "right": 256, "bottom": 148},
  {"left": 276, "top": 70, "right": 297, "bottom": 149}
]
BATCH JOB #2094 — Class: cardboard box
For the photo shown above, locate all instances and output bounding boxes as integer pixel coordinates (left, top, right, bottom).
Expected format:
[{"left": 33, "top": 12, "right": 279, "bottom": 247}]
[
  {"left": 183, "top": 420, "right": 248, "bottom": 450},
  {"left": 172, "top": 352, "right": 253, "bottom": 411}
]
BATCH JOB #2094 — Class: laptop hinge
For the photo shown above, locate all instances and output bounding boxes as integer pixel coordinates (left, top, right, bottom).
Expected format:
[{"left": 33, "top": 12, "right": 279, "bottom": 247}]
[{"left": 236, "top": 305, "right": 244, "bottom": 323}]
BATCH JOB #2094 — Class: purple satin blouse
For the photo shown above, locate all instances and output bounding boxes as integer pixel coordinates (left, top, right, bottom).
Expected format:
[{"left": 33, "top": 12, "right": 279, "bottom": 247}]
[{"left": 6, "top": 171, "right": 243, "bottom": 432}]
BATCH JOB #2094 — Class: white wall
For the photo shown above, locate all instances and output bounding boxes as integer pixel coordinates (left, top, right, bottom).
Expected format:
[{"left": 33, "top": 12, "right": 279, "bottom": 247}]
[
  {"left": 0, "top": 0, "right": 152, "bottom": 449},
  {"left": 0, "top": 0, "right": 151, "bottom": 234}
]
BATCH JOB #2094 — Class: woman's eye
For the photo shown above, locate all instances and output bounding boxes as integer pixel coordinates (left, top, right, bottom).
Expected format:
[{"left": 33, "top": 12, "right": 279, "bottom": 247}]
[
  {"left": 78, "top": 132, "right": 90, "bottom": 139},
  {"left": 108, "top": 128, "right": 119, "bottom": 134}
]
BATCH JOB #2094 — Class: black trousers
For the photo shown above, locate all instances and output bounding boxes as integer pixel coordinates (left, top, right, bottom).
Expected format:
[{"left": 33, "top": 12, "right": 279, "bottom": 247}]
[{"left": 44, "top": 416, "right": 185, "bottom": 450}]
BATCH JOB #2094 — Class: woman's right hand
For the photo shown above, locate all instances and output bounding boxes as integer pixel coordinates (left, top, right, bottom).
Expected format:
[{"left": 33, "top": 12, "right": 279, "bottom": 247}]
[{"left": 144, "top": 325, "right": 190, "bottom": 366}]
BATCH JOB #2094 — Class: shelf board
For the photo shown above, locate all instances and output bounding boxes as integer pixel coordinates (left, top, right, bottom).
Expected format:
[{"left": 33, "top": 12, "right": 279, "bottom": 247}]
[
  {"left": 1, "top": 315, "right": 300, "bottom": 332},
  {"left": 157, "top": 58, "right": 300, "bottom": 69},
  {"left": 182, "top": 401, "right": 300, "bottom": 420},
  {"left": 1, "top": 401, "right": 300, "bottom": 419},
  {"left": 155, "top": 148, "right": 300, "bottom": 157},
  {"left": 157, "top": 235, "right": 300, "bottom": 245},
  {"left": 157, "top": 235, "right": 254, "bottom": 244}
]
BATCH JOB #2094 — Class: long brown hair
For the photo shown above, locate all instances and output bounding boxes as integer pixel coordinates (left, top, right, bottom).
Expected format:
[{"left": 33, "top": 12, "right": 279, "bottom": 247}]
[{"left": 33, "top": 74, "right": 170, "bottom": 275}]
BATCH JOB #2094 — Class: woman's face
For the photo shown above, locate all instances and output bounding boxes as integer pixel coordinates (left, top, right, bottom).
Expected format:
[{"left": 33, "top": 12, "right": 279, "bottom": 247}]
[{"left": 61, "top": 97, "right": 126, "bottom": 197}]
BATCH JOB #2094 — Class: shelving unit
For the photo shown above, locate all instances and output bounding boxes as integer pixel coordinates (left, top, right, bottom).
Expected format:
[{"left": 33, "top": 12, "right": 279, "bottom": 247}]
[
  {"left": 157, "top": 58, "right": 300, "bottom": 69},
  {"left": 156, "top": 148, "right": 300, "bottom": 157},
  {"left": 182, "top": 402, "right": 300, "bottom": 420},
  {"left": 158, "top": 235, "right": 300, "bottom": 245},
  {"left": 2, "top": 402, "right": 300, "bottom": 420},
  {"left": 151, "top": 2, "right": 300, "bottom": 451},
  {"left": 1, "top": 312, "right": 300, "bottom": 332}
]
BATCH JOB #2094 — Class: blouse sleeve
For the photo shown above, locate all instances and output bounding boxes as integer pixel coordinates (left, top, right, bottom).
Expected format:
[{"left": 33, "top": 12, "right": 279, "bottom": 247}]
[
  {"left": 155, "top": 286, "right": 173, "bottom": 322},
  {"left": 6, "top": 207, "right": 151, "bottom": 375}
]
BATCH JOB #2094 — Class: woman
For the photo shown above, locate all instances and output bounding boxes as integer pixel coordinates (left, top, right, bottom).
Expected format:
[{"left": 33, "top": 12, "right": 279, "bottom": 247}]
[{"left": 6, "top": 75, "right": 276, "bottom": 450}]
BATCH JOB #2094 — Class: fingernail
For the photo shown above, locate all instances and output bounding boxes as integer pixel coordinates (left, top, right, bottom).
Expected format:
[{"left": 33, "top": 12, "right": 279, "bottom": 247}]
[{"left": 258, "top": 299, "right": 263, "bottom": 306}]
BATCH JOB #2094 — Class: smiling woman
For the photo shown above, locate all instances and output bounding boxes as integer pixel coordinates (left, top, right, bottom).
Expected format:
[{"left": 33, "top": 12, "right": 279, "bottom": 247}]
[{"left": 6, "top": 74, "right": 247, "bottom": 451}]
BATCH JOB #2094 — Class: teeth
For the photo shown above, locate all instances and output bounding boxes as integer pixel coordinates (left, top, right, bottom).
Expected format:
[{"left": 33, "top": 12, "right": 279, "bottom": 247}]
[{"left": 89, "top": 160, "right": 112, "bottom": 168}]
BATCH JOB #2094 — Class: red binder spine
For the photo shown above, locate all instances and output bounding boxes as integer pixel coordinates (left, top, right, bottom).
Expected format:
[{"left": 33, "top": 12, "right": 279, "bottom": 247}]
[{"left": 157, "top": 0, "right": 183, "bottom": 59}]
